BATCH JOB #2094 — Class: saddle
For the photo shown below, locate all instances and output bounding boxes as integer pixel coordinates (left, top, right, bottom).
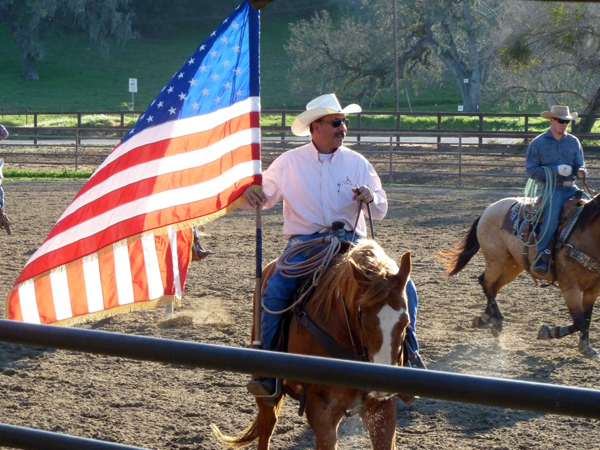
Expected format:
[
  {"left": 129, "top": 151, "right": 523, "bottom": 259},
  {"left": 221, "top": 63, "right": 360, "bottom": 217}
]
[{"left": 501, "top": 192, "right": 588, "bottom": 272}]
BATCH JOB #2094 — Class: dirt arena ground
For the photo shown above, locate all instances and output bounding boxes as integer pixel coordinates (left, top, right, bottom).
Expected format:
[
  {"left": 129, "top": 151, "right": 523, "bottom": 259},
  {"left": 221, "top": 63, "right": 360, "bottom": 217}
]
[{"left": 1, "top": 181, "right": 600, "bottom": 449}]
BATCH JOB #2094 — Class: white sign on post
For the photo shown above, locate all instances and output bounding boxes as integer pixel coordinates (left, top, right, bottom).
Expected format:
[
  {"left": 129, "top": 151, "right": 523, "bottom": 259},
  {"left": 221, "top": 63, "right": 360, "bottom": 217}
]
[
  {"left": 458, "top": 105, "right": 464, "bottom": 112},
  {"left": 129, "top": 78, "right": 138, "bottom": 93},
  {"left": 128, "top": 78, "right": 137, "bottom": 110}
]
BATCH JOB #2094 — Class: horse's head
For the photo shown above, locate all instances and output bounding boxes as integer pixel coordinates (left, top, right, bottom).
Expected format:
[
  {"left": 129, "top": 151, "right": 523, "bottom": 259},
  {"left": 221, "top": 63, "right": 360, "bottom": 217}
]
[
  {"left": 311, "top": 240, "right": 411, "bottom": 397},
  {"left": 348, "top": 246, "right": 411, "bottom": 364}
]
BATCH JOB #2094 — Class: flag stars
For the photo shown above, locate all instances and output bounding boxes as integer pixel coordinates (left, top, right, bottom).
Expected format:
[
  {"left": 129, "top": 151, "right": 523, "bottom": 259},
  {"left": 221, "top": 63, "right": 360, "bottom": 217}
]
[
  {"left": 202, "top": 88, "right": 209, "bottom": 95},
  {"left": 211, "top": 31, "right": 216, "bottom": 37},
  {"left": 177, "top": 72, "right": 184, "bottom": 79},
  {"left": 146, "top": 115, "right": 154, "bottom": 123},
  {"left": 179, "top": 92, "right": 187, "bottom": 100},
  {"left": 211, "top": 73, "right": 219, "bottom": 81},
  {"left": 232, "top": 22, "right": 239, "bottom": 29},
  {"left": 224, "top": 81, "right": 232, "bottom": 89},
  {"left": 236, "top": 90, "right": 243, "bottom": 96},
  {"left": 223, "top": 60, "right": 231, "bottom": 67},
  {"left": 214, "top": 97, "right": 221, "bottom": 104},
  {"left": 187, "top": 57, "right": 195, "bottom": 65},
  {"left": 192, "top": 102, "right": 199, "bottom": 110},
  {"left": 221, "top": 37, "right": 229, "bottom": 44},
  {"left": 157, "top": 101, "right": 164, "bottom": 108},
  {"left": 233, "top": 45, "right": 240, "bottom": 53},
  {"left": 200, "top": 65, "right": 207, "bottom": 72},
  {"left": 234, "top": 68, "right": 242, "bottom": 75},
  {"left": 210, "top": 50, "right": 217, "bottom": 57},
  {"left": 167, "top": 86, "right": 174, "bottom": 94},
  {"left": 189, "top": 78, "right": 197, "bottom": 86},
  {"left": 169, "top": 107, "right": 177, "bottom": 115}
]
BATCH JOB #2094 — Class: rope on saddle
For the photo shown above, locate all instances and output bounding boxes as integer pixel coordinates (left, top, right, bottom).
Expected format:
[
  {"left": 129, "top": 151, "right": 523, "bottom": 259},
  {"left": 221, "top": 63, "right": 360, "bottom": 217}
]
[
  {"left": 518, "top": 166, "right": 555, "bottom": 247},
  {"left": 261, "top": 236, "right": 342, "bottom": 315}
]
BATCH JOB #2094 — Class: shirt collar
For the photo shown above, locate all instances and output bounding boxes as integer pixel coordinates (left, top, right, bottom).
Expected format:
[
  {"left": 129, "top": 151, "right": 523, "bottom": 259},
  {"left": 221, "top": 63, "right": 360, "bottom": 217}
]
[{"left": 308, "top": 141, "right": 342, "bottom": 162}]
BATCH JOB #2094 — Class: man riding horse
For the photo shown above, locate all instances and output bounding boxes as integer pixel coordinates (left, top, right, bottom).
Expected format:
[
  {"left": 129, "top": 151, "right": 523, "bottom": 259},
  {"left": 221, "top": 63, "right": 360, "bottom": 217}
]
[
  {"left": 527, "top": 105, "right": 588, "bottom": 275},
  {"left": 242, "top": 93, "right": 424, "bottom": 397}
]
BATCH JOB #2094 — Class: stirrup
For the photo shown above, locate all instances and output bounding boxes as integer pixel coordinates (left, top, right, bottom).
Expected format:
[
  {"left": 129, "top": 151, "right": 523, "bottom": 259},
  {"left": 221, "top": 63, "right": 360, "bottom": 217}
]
[
  {"left": 247, "top": 377, "right": 282, "bottom": 401},
  {"left": 407, "top": 352, "right": 427, "bottom": 370}
]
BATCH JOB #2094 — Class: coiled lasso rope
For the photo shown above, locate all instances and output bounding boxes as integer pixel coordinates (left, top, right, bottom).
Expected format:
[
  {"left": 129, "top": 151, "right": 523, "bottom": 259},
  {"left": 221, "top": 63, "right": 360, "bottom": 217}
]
[
  {"left": 261, "top": 235, "right": 342, "bottom": 315},
  {"left": 518, "top": 166, "right": 555, "bottom": 247}
]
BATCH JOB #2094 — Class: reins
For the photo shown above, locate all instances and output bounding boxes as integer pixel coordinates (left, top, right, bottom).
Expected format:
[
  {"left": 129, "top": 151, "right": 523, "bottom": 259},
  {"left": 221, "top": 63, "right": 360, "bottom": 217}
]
[{"left": 262, "top": 235, "right": 341, "bottom": 315}]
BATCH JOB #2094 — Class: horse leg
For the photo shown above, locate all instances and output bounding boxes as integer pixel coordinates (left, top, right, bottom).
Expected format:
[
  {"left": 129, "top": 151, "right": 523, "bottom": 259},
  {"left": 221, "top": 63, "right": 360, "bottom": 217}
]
[
  {"left": 360, "top": 397, "right": 396, "bottom": 450},
  {"left": 577, "top": 304, "right": 599, "bottom": 358},
  {"left": 537, "top": 287, "right": 599, "bottom": 358},
  {"left": 304, "top": 389, "right": 345, "bottom": 450},
  {"left": 473, "top": 263, "right": 521, "bottom": 337},
  {"left": 256, "top": 398, "right": 282, "bottom": 450}
]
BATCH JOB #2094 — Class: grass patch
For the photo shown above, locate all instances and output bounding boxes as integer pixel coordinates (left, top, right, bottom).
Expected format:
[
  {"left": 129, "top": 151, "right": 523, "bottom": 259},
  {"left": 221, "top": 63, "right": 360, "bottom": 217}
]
[{"left": 5, "top": 170, "right": 92, "bottom": 180}]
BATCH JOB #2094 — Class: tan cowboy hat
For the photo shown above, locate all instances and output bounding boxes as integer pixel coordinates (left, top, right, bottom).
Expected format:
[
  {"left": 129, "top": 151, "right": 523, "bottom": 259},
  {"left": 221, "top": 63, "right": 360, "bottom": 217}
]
[
  {"left": 291, "top": 93, "right": 362, "bottom": 137},
  {"left": 541, "top": 105, "right": 578, "bottom": 121}
]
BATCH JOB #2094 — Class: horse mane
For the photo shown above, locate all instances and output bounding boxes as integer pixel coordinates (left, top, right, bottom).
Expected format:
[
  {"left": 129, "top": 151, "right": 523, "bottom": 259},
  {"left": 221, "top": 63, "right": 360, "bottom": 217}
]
[
  {"left": 311, "top": 239, "right": 399, "bottom": 320},
  {"left": 575, "top": 194, "right": 600, "bottom": 233}
]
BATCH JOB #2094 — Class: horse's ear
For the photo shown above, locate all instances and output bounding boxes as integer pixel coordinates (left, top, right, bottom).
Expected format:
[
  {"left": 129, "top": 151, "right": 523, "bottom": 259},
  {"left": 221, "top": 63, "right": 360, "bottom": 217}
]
[{"left": 395, "top": 251, "right": 412, "bottom": 289}]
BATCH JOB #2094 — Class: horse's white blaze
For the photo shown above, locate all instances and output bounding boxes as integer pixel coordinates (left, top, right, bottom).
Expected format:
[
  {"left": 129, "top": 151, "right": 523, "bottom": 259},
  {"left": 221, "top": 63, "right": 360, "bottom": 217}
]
[{"left": 372, "top": 304, "right": 406, "bottom": 365}]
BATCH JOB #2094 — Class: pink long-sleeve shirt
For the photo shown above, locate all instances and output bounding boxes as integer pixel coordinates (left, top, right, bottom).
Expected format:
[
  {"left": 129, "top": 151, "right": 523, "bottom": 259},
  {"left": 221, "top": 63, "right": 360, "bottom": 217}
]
[{"left": 262, "top": 142, "right": 387, "bottom": 239}]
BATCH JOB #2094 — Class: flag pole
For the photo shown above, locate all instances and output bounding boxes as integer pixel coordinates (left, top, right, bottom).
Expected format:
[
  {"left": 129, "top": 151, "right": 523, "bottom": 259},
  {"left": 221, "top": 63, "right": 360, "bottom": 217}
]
[{"left": 252, "top": 206, "right": 263, "bottom": 348}]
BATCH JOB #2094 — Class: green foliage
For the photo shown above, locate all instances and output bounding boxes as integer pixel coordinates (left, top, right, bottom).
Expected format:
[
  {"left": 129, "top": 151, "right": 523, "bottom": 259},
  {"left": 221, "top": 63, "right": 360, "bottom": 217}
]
[{"left": 499, "top": 39, "right": 533, "bottom": 70}]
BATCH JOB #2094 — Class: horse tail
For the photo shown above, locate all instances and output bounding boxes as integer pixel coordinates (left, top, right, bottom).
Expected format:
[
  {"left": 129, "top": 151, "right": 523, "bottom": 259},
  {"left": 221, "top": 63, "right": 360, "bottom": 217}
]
[
  {"left": 439, "top": 216, "right": 481, "bottom": 276},
  {"left": 210, "top": 396, "right": 285, "bottom": 448}
]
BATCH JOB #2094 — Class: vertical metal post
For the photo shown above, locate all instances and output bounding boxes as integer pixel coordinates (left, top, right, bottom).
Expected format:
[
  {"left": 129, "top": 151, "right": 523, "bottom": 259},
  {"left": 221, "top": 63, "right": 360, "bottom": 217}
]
[
  {"left": 478, "top": 113, "right": 483, "bottom": 148},
  {"left": 458, "top": 135, "right": 463, "bottom": 187},
  {"left": 253, "top": 207, "right": 263, "bottom": 348},
  {"left": 524, "top": 115, "right": 530, "bottom": 146},
  {"left": 392, "top": 0, "right": 399, "bottom": 112},
  {"left": 437, "top": 113, "right": 442, "bottom": 146},
  {"left": 356, "top": 113, "right": 362, "bottom": 143},
  {"left": 389, "top": 135, "right": 393, "bottom": 183},
  {"left": 281, "top": 111, "right": 286, "bottom": 143},
  {"left": 75, "top": 130, "right": 79, "bottom": 171},
  {"left": 33, "top": 113, "right": 38, "bottom": 145}
]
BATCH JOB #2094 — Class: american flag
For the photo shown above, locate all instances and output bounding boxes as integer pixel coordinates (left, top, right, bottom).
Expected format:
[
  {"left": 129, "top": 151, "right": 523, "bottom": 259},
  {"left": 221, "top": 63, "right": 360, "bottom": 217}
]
[{"left": 6, "top": 0, "right": 261, "bottom": 325}]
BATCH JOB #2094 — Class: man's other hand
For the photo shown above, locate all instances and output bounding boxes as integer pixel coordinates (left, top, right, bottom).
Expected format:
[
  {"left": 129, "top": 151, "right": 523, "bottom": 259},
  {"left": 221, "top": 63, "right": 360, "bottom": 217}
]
[
  {"left": 243, "top": 185, "right": 265, "bottom": 209},
  {"left": 352, "top": 186, "right": 374, "bottom": 203}
]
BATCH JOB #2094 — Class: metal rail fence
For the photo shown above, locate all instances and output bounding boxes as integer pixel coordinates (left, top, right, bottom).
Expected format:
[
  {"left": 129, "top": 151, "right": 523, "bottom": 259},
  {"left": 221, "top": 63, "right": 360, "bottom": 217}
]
[
  {"left": 1, "top": 111, "right": 599, "bottom": 187},
  {"left": 1, "top": 318, "right": 600, "bottom": 449}
]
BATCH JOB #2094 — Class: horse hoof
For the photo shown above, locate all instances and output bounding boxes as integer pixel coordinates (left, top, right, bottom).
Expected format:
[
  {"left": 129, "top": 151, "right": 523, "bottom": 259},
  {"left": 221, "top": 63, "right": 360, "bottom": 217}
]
[
  {"left": 578, "top": 342, "right": 600, "bottom": 359},
  {"left": 491, "top": 325, "right": 502, "bottom": 338},
  {"left": 537, "top": 325, "right": 551, "bottom": 340},
  {"left": 472, "top": 316, "right": 487, "bottom": 328}
]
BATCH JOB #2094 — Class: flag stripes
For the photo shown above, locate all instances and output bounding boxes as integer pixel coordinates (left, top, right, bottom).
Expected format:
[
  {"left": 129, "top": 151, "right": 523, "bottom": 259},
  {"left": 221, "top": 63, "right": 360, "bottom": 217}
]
[
  {"left": 6, "top": 0, "right": 261, "bottom": 325},
  {"left": 16, "top": 100, "right": 261, "bottom": 285},
  {"left": 7, "top": 227, "right": 193, "bottom": 325}
]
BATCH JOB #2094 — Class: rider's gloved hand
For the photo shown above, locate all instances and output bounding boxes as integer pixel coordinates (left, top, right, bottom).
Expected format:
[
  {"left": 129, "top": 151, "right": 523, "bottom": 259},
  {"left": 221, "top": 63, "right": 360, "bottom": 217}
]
[{"left": 557, "top": 164, "right": 572, "bottom": 177}]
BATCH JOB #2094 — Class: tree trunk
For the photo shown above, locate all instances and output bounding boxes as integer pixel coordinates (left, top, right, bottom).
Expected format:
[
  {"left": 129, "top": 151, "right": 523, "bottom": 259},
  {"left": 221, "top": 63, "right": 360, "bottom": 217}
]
[
  {"left": 21, "top": 54, "right": 40, "bottom": 81},
  {"left": 572, "top": 86, "right": 600, "bottom": 134},
  {"left": 457, "top": 78, "right": 481, "bottom": 112}
]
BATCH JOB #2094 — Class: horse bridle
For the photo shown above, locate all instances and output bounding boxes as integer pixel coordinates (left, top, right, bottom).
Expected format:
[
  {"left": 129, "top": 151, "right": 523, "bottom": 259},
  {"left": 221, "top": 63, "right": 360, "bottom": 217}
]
[
  {"left": 341, "top": 295, "right": 368, "bottom": 362},
  {"left": 295, "top": 294, "right": 368, "bottom": 363}
]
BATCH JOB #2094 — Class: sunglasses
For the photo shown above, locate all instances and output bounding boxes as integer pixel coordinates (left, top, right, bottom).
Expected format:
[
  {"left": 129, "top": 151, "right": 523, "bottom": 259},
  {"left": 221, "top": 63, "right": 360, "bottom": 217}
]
[
  {"left": 554, "top": 118, "right": 571, "bottom": 125},
  {"left": 327, "top": 117, "right": 349, "bottom": 128}
]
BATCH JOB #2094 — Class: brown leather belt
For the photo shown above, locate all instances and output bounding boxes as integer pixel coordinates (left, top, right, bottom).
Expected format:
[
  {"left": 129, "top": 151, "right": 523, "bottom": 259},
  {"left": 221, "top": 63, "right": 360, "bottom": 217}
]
[{"left": 556, "top": 180, "right": 575, "bottom": 187}]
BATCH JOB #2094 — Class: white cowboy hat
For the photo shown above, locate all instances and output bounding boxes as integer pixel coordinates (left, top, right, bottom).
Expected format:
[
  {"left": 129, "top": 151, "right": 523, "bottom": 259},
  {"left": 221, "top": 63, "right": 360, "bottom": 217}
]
[
  {"left": 541, "top": 105, "right": 578, "bottom": 121},
  {"left": 291, "top": 93, "right": 362, "bottom": 137}
]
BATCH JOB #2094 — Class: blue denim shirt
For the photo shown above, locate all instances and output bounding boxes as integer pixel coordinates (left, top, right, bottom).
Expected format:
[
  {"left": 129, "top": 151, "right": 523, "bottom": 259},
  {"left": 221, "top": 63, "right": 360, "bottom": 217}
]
[{"left": 525, "top": 129, "right": 585, "bottom": 182}]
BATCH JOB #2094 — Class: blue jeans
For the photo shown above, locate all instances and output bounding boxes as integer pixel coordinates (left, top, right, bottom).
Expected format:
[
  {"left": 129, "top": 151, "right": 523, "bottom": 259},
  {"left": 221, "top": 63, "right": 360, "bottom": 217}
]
[
  {"left": 261, "top": 232, "right": 419, "bottom": 354},
  {"left": 535, "top": 185, "right": 578, "bottom": 257}
]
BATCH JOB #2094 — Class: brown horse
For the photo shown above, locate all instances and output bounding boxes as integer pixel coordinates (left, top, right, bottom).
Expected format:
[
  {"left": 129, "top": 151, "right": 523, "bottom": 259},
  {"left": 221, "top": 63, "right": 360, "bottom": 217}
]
[
  {"left": 212, "top": 239, "right": 412, "bottom": 449},
  {"left": 443, "top": 195, "right": 600, "bottom": 358}
]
